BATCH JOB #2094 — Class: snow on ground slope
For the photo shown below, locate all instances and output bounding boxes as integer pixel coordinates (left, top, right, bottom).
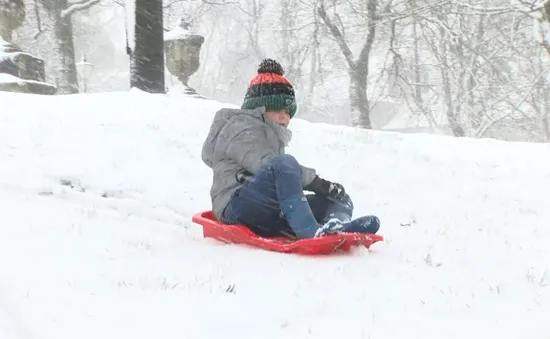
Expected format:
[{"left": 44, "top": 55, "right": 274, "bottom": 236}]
[{"left": 0, "top": 89, "right": 549, "bottom": 339}]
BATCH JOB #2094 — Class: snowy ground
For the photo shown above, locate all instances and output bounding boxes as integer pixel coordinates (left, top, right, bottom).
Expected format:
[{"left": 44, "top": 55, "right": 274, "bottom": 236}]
[{"left": 0, "top": 89, "right": 549, "bottom": 339}]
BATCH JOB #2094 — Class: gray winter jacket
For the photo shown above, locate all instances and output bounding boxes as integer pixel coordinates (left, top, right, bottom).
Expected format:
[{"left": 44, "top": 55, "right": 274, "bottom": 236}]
[{"left": 201, "top": 106, "right": 317, "bottom": 220}]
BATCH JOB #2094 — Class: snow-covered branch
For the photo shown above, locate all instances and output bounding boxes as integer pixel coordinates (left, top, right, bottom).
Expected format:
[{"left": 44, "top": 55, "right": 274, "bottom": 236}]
[
  {"left": 453, "top": 2, "right": 515, "bottom": 15},
  {"left": 201, "top": 0, "right": 240, "bottom": 5},
  {"left": 316, "top": 3, "right": 355, "bottom": 69},
  {"left": 60, "top": 0, "right": 101, "bottom": 19},
  {"left": 378, "top": 0, "right": 451, "bottom": 21},
  {"left": 510, "top": 0, "right": 550, "bottom": 54},
  {"left": 511, "top": 0, "right": 550, "bottom": 13}
]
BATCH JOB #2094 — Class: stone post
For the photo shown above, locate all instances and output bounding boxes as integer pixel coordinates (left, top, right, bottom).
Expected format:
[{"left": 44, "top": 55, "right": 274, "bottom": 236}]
[{"left": 164, "top": 18, "right": 204, "bottom": 96}]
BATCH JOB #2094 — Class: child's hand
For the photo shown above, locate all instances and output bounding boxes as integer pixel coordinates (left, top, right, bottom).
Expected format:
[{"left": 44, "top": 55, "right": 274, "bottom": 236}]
[{"left": 305, "top": 176, "right": 346, "bottom": 200}]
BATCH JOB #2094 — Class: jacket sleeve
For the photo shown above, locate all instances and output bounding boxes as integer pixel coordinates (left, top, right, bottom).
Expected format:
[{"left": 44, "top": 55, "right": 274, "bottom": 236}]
[
  {"left": 299, "top": 164, "right": 317, "bottom": 187},
  {"left": 223, "top": 126, "right": 317, "bottom": 187},
  {"left": 224, "top": 127, "right": 276, "bottom": 175},
  {"left": 201, "top": 139, "right": 213, "bottom": 168}
]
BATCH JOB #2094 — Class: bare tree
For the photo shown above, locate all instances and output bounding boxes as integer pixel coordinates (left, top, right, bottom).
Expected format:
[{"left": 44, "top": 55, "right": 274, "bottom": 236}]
[
  {"left": 510, "top": 0, "right": 550, "bottom": 140},
  {"left": 317, "top": 0, "right": 384, "bottom": 129},
  {"left": 14, "top": 0, "right": 550, "bottom": 143},
  {"left": 38, "top": 0, "right": 100, "bottom": 94},
  {"left": 382, "top": 0, "right": 545, "bottom": 139}
]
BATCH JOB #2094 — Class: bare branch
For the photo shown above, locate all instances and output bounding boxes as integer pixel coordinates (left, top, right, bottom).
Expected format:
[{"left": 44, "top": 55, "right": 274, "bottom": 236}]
[
  {"left": 378, "top": 0, "right": 451, "bottom": 21},
  {"left": 356, "top": 0, "right": 378, "bottom": 70},
  {"left": 453, "top": 2, "right": 518, "bottom": 15},
  {"left": 316, "top": 2, "right": 356, "bottom": 69},
  {"left": 201, "top": 0, "right": 240, "bottom": 5},
  {"left": 32, "top": 0, "right": 46, "bottom": 39},
  {"left": 61, "top": 0, "right": 101, "bottom": 19}
]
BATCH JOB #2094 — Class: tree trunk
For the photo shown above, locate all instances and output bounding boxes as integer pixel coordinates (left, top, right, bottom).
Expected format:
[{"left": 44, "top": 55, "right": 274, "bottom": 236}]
[
  {"left": 53, "top": 0, "right": 78, "bottom": 94},
  {"left": 437, "top": 23, "right": 465, "bottom": 137},
  {"left": 440, "top": 56, "right": 464, "bottom": 136},
  {"left": 540, "top": 3, "right": 550, "bottom": 141},
  {"left": 309, "top": 5, "right": 320, "bottom": 97},
  {"left": 130, "top": 0, "right": 165, "bottom": 93},
  {"left": 541, "top": 81, "right": 550, "bottom": 141},
  {"left": 542, "top": 113, "right": 550, "bottom": 142},
  {"left": 349, "top": 67, "right": 371, "bottom": 128},
  {"left": 350, "top": 0, "right": 377, "bottom": 129},
  {"left": 316, "top": 0, "right": 376, "bottom": 129}
]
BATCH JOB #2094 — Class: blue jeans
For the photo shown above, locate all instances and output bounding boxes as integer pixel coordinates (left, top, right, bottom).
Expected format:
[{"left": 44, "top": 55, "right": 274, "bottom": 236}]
[{"left": 220, "top": 155, "right": 355, "bottom": 238}]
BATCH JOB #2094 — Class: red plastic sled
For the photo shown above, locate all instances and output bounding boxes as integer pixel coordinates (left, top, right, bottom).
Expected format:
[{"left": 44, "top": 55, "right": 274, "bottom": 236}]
[{"left": 191, "top": 210, "right": 383, "bottom": 255}]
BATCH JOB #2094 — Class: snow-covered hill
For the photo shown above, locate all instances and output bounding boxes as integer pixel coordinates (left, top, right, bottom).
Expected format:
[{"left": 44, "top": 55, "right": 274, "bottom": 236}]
[{"left": 0, "top": 89, "right": 549, "bottom": 339}]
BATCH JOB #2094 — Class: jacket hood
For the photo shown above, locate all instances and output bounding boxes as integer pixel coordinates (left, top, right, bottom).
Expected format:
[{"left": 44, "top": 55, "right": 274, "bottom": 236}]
[{"left": 201, "top": 106, "right": 266, "bottom": 168}]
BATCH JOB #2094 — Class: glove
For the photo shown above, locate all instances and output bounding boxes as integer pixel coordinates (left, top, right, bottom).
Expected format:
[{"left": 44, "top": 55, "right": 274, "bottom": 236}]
[
  {"left": 304, "top": 176, "right": 346, "bottom": 200},
  {"left": 236, "top": 169, "right": 253, "bottom": 183}
]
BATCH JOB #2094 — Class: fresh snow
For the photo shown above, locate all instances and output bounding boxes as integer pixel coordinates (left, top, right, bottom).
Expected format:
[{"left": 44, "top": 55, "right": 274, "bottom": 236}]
[
  {"left": 0, "top": 37, "right": 15, "bottom": 62},
  {"left": 0, "top": 73, "right": 53, "bottom": 85},
  {"left": 0, "top": 73, "right": 22, "bottom": 84},
  {"left": 0, "top": 37, "right": 37, "bottom": 63},
  {"left": 165, "top": 18, "right": 193, "bottom": 41},
  {"left": 0, "top": 89, "right": 549, "bottom": 339},
  {"left": 0, "top": 51, "right": 25, "bottom": 63}
]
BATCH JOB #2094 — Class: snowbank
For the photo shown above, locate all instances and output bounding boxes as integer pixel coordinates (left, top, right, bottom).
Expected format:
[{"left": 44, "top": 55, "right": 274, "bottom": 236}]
[
  {"left": 0, "top": 89, "right": 548, "bottom": 339},
  {"left": 0, "top": 73, "right": 51, "bottom": 85}
]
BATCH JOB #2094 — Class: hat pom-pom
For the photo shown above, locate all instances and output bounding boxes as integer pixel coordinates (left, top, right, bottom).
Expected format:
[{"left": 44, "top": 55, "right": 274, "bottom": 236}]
[{"left": 257, "top": 58, "right": 284, "bottom": 75}]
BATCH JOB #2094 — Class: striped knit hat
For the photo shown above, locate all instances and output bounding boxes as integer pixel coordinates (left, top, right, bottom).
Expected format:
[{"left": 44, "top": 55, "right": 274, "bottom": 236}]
[{"left": 241, "top": 58, "right": 297, "bottom": 118}]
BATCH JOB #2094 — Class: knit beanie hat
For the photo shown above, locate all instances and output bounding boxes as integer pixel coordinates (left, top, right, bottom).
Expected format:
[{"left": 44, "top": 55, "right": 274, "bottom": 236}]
[{"left": 241, "top": 58, "right": 297, "bottom": 118}]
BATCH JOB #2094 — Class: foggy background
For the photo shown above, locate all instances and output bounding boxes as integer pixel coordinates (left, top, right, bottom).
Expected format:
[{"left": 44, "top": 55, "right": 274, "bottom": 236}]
[{"left": 8, "top": 0, "right": 550, "bottom": 142}]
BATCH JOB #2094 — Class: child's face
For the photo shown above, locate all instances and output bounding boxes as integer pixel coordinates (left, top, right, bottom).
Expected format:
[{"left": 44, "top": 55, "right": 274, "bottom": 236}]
[{"left": 264, "top": 109, "right": 291, "bottom": 127}]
